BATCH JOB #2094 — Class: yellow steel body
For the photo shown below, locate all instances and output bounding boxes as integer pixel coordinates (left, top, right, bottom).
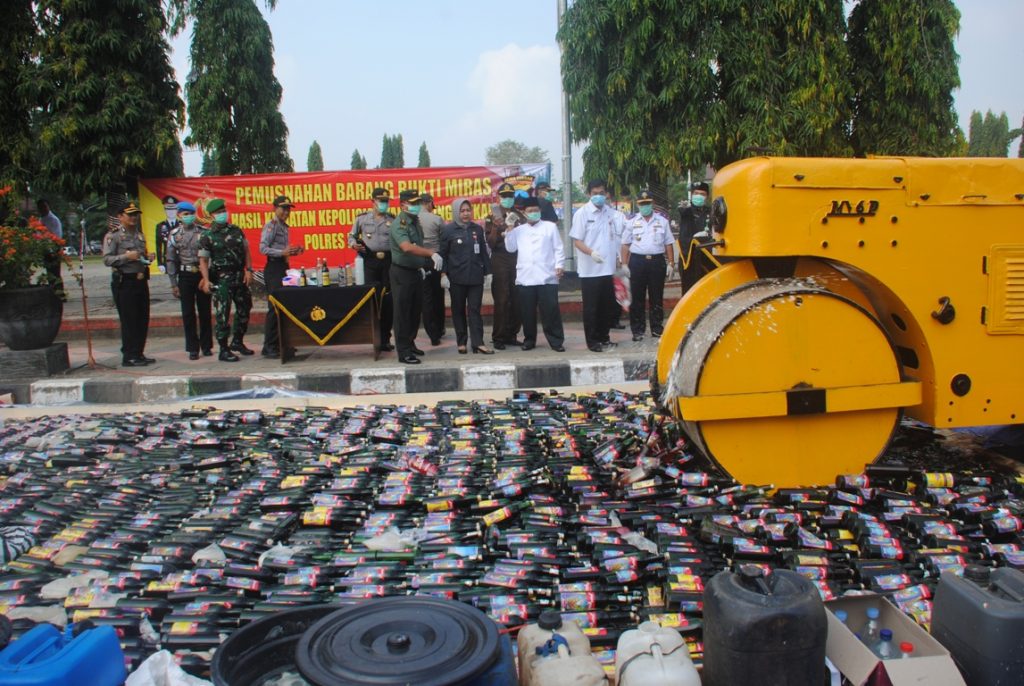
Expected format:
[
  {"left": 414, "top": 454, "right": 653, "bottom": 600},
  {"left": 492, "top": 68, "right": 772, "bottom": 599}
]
[{"left": 657, "top": 157, "right": 1024, "bottom": 486}]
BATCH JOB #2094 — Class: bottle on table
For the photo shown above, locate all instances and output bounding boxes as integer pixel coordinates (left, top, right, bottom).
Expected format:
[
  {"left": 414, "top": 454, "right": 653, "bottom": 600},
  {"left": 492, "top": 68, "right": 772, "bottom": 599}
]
[
  {"left": 862, "top": 607, "right": 881, "bottom": 646},
  {"left": 873, "top": 628, "right": 895, "bottom": 659}
]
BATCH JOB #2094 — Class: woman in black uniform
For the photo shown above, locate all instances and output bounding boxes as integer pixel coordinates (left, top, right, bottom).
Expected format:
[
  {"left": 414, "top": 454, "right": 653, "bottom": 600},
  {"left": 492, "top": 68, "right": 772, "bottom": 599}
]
[{"left": 440, "top": 198, "right": 492, "bottom": 354}]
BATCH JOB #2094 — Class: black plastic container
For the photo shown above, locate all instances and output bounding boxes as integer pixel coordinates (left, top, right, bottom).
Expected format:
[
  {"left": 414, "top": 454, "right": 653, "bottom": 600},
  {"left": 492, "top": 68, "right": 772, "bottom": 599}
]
[
  {"left": 702, "top": 565, "right": 827, "bottom": 686},
  {"left": 932, "top": 565, "right": 1024, "bottom": 686}
]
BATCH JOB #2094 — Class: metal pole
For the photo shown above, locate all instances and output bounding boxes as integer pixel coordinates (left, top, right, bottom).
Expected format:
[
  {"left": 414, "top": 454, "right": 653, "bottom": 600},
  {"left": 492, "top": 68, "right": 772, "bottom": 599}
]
[{"left": 557, "top": 0, "right": 575, "bottom": 272}]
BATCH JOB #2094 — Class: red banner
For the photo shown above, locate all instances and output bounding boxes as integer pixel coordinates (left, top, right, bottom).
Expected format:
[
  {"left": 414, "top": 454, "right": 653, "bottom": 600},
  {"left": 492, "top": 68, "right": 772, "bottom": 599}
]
[{"left": 139, "top": 164, "right": 549, "bottom": 271}]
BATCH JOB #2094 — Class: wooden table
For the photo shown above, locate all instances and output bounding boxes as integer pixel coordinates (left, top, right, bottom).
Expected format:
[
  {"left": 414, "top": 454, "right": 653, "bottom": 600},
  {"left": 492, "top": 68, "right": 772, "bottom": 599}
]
[{"left": 268, "top": 285, "right": 380, "bottom": 363}]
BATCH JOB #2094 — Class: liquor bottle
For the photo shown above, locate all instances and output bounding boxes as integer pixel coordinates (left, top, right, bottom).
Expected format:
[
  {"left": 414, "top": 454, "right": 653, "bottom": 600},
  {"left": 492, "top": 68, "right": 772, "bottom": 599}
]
[
  {"left": 321, "top": 258, "right": 330, "bottom": 286},
  {"left": 299, "top": 268, "right": 307, "bottom": 287}
]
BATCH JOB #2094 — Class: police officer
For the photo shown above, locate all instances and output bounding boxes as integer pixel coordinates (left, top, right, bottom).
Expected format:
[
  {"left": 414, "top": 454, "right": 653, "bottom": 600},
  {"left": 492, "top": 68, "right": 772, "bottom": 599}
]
[
  {"left": 198, "top": 198, "right": 254, "bottom": 362},
  {"left": 485, "top": 182, "right": 524, "bottom": 349},
  {"left": 166, "top": 201, "right": 213, "bottom": 360},
  {"left": 678, "top": 181, "right": 712, "bottom": 294},
  {"left": 418, "top": 193, "right": 446, "bottom": 346},
  {"left": 350, "top": 187, "right": 395, "bottom": 351},
  {"left": 103, "top": 202, "right": 154, "bottom": 367},
  {"left": 260, "top": 195, "right": 303, "bottom": 357},
  {"left": 389, "top": 189, "right": 444, "bottom": 364},
  {"left": 620, "top": 189, "right": 675, "bottom": 341},
  {"left": 155, "top": 195, "right": 179, "bottom": 273}
]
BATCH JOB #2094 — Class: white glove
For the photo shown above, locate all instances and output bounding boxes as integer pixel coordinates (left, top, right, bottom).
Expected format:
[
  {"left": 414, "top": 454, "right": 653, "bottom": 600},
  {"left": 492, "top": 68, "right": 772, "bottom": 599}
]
[
  {"left": 484, "top": 274, "right": 493, "bottom": 290},
  {"left": 590, "top": 251, "right": 604, "bottom": 264},
  {"left": 440, "top": 275, "right": 450, "bottom": 290},
  {"left": 620, "top": 265, "right": 631, "bottom": 278},
  {"left": 431, "top": 252, "right": 444, "bottom": 271},
  {"left": 666, "top": 264, "right": 676, "bottom": 281}
]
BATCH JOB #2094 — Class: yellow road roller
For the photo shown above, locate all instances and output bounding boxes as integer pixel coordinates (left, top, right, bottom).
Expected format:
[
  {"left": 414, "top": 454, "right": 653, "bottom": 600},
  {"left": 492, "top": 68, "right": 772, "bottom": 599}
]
[{"left": 657, "top": 157, "right": 1024, "bottom": 487}]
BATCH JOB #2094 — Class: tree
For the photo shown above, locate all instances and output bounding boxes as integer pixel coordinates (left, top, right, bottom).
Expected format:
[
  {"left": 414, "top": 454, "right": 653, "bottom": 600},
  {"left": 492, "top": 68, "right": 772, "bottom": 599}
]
[
  {"left": 418, "top": 142, "right": 431, "bottom": 168},
  {"left": 379, "top": 134, "right": 405, "bottom": 168},
  {"left": 848, "top": 0, "right": 962, "bottom": 156},
  {"left": 184, "top": 0, "right": 292, "bottom": 175},
  {"left": 393, "top": 134, "right": 405, "bottom": 168},
  {"left": 485, "top": 139, "right": 549, "bottom": 166},
  {"left": 1019, "top": 115, "right": 1024, "bottom": 158},
  {"left": 350, "top": 149, "right": 367, "bottom": 170},
  {"left": 0, "top": 1, "right": 35, "bottom": 188},
  {"left": 967, "top": 111, "right": 984, "bottom": 156},
  {"left": 201, "top": 150, "right": 219, "bottom": 176},
  {"left": 28, "top": 0, "right": 184, "bottom": 197},
  {"left": 968, "top": 110, "right": 1022, "bottom": 157},
  {"left": 307, "top": 140, "right": 324, "bottom": 171}
]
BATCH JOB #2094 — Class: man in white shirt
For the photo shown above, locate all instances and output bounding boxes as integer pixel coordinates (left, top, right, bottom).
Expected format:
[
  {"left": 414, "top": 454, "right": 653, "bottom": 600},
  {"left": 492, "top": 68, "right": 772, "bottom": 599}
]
[
  {"left": 37, "top": 199, "right": 65, "bottom": 300},
  {"left": 620, "top": 189, "right": 675, "bottom": 341},
  {"left": 505, "top": 197, "right": 565, "bottom": 352},
  {"left": 570, "top": 179, "right": 622, "bottom": 352}
]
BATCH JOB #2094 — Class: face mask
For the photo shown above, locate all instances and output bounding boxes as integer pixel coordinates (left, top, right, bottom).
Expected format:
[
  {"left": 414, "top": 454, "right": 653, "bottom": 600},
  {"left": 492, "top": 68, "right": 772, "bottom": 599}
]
[
  {"left": 376, "top": 201, "right": 389, "bottom": 213},
  {"left": 499, "top": 197, "right": 514, "bottom": 209},
  {"left": 180, "top": 214, "right": 196, "bottom": 225},
  {"left": 213, "top": 212, "right": 228, "bottom": 224},
  {"left": 526, "top": 211, "right": 542, "bottom": 223},
  {"left": 639, "top": 204, "right": 654, "bottom": 217},
  {"left": 590, "top": 194, "right": 606, "bottom": 207},
  {"left": 406, "top": 204, "right": 421, "bottom": 216},
  {"left": 691, "top": 194, "right": 707, "bottom": 207}
]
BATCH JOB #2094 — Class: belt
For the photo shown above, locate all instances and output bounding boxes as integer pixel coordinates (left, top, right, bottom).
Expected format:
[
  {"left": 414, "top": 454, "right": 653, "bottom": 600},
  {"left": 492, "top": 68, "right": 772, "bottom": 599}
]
[
  {"left": 181, "top": 265, "right": 200, "bottom": 273},
  {"left": 634, "top": 253, "right": 665, "bottom": 260},
  {"left": 267, "top": 256, "right": 286, "bottom": 261},
  {"left": 366, "top": 250, "right": 389, "bottom": 260},
  {"left": 114, "top": 271, "right": 148, "bottom": 280}
]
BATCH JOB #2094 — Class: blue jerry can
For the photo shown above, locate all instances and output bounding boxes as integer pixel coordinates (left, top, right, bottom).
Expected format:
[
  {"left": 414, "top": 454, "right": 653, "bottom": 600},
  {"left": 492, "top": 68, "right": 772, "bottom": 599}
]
[{"left": 0, "top": 624, "right": 126, "bottom": 686}]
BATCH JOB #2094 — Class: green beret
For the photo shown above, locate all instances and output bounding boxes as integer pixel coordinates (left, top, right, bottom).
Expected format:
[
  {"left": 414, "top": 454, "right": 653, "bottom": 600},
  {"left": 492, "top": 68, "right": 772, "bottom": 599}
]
[{"left": 206, "top": 198, "right": 226, "bottom": 213}]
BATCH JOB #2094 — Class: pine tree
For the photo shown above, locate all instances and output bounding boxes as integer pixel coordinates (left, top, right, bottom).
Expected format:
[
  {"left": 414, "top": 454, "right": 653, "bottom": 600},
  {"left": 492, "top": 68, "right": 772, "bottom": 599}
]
[
  {"left": 29, "top": 0, "right": 184, "bottom": 197},
  {"left": 1019, "top": 116, "right": 1024, "bottom": 158},
  {"left": 201, "top": 150, "right": 219, "bottom": 176},
  {"left": 307, "top": 140, "right": 324, "bottom": 171},
  {"left": 184, "top": 0, "right": 292, "bottom": 175},
  {"left": 394, "top": 134, "right": 405, "bottom": 168},
  {"left": 351, "top": 149, "right": 367, "bottom": 170},
  {"left": 0, "top": 1, "right": 35, "bottom": 188},
  {"left": 379, "top": 135, "right": 392, "bottom": 168},
  {"left": 967, "top": 111, "right": 984, "bottom": 156},
  {"left": 418, "top": 142, "right": 431, "bottom": 168},
  {"left": 848, "top": 0, "right": 961, "bottom": 156}
]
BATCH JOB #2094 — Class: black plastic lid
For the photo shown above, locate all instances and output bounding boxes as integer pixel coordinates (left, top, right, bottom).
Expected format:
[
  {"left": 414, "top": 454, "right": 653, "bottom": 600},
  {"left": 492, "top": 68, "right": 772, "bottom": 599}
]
[
  {"left": 537, "top": 610, "right": 563, "bottom": 631},
  {"left": 295, "top": 597, "right": 503, "bottom": 686},
  {"left": 964, "top": 564, "right": 991, "bottom": 583}
]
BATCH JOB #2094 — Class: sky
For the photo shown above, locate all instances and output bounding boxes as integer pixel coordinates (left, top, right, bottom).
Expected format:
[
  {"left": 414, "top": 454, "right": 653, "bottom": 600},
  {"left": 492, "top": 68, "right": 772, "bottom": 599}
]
[{"left": 169, "top": 0, "right": 1024, "bottom": 182}]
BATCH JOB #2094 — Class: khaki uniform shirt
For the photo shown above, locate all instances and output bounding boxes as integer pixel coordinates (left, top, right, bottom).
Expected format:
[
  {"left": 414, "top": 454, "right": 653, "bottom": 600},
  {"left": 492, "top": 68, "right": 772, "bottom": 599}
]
[
  {"left": 419, "top": 210, "right": 444, "bottom": 252},
  {"left": 102, "top": 227, "right": 148, "bottom": 274},
  {"left": 350, "top": 212, "right": 394, "bottom": 254},
  {"left": 166, "top": 224, "right": 205, "bottom": 286}
]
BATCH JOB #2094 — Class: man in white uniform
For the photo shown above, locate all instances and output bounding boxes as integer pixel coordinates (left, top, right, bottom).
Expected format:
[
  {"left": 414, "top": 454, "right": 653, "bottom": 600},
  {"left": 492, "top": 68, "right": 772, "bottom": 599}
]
[
  {"left": 505, "top": 197, "right": 565, "bottom": 352},
  {"left": 570, "top": 179, "right": 622, "bottom": 352},
  {"left": 620, "top": 189, "right": 675, "bottom": 341}
]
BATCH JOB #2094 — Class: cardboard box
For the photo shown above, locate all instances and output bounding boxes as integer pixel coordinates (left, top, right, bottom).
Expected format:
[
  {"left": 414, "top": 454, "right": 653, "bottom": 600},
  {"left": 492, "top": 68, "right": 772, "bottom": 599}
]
[{"left": 826, "top": 594, "right": 966, "bottom": 686}]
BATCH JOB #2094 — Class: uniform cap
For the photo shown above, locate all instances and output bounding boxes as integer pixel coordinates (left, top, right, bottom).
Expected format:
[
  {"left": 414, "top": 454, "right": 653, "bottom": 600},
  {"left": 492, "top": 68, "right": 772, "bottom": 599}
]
[
  {"left": 535, "top": 182, "right": 551, "bottom": 191},
  {"left": 120, "top": 202, "right": 142, "bottom": 216},
  {"left": 522, "top": 197, "right": 540, "bottom": 209},
  {"left": 399, "top": 189, "right": 421, "bottom": 203},
  {"left": 371, "top": 187, "right": 390, "bottom": 201},
  {"left": 206, "top": 198, "right": 227, "bottom": 213},
  {"left": 497, "top": 182, "right": 516, "bottom": 197},
  {"left": 273, "top": 195, "right": 294, "bottom": 208},
  {"left": 692, "top": 181, "right": 710, "bottom": 194},
  {"left": 161, "top": 195, "right": 179, "bottom": 208},
  {"left": 420, "top": 193, "right": 434, "bottom": 204},
  {"left": 177, "top": 201, "right": 197, "bottom": 213},
  {"left": 637, "top": 189, "right": 655, "bottom": 204}
]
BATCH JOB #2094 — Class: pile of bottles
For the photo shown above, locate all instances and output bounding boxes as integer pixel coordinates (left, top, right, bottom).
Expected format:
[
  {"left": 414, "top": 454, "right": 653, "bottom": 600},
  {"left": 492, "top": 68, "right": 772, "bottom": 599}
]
[
  {"left": 296, "top": 259, "right": 357, "bottom": 287},
  {"left": 0, "top": 392, "right": 1020, "bottom": 680}
]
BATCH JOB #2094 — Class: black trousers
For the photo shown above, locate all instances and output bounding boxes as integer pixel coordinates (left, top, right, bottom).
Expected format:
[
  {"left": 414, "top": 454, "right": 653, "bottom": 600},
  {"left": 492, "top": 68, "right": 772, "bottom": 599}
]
[
  {"left": 629, "top": 253, "right": 667, "bottom": 335},
  {"left": 517, "top": 284, "right": 564, "bottom": 348},
  {"left": 112, "top": 275, "right": 150, "bottom": 361},
  {"left": 44, "top": 250, "right": 64, "bottom": 295},
  {"left": 421, "top": 269, "right": 446, "bottom": 341},
  {"left": 490, "top": 250, "right": 520, "bottom": 343},
  {"left": 178, "top": 271, "right": 212, "bottom": 353},
  {"left": 262, "top": 257, "right": 287, "bottom": 350},
  {"left": 364, "top": 253, "right": 393, "bottom": 345},
  {"left": 390, "top": 264, "right": 423, "bottom": 358},
  {"left": 580, "top": 275, "right": 615, "bottom": 348},
  {"left": 449, "top": 281, "right": 484, "bottom": 348}
]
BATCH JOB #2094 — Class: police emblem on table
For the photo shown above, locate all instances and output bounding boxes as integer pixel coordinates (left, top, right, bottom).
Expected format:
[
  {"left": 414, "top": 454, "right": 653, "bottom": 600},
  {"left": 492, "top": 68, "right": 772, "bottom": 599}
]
[{"left": 310, "top": 306, "right": 326, "bottom": 322}]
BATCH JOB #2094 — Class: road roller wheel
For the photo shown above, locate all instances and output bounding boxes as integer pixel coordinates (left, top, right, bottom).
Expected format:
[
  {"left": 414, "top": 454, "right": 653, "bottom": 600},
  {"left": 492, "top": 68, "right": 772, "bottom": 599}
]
[{"left": 664, "top": 277, "right": 920, "bottom": 487}]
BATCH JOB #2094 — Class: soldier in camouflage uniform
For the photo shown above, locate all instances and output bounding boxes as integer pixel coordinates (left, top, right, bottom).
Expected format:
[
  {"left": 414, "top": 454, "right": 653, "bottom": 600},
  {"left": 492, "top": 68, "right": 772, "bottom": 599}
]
[{"left": 198, "top": 198, "right": 254, "bottom": 362}]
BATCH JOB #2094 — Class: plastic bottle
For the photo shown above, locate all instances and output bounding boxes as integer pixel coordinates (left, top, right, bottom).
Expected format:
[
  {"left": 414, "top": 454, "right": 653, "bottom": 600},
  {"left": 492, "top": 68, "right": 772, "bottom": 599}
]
[
  {"left": 862, "top": 607, "right": 881, "bottom": 646},
  {"left": 834, "top": 609, "right": 848, "bottom": 626},
  {"left": 354, "top": 255, "right": 365, "bottom": 285},
  {"left": 531, "top": 640, "right": 609, "bottom": 686},
  {"left": 615, "top": 621, "right": 701, "bottom": 686},
  {"left": 899, "top": 641, "right": 914, "bottom": 659},
  {"left": 873, "top": 629, "right": 896, "bottom": 659},
  {"left": 518, "top": 610, "right": 594, "bottom": 686}
]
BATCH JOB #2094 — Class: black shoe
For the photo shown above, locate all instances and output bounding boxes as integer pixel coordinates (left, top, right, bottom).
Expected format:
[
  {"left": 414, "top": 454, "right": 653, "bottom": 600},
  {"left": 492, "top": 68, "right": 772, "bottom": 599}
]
[
  {"left": 492, "top": 340, "right": 506, "bottom": 350},
  {"left": 430, "top": 338, "right": 442, "bottom": 346},
  {"left": 588, "top": 345, "right": 604, "bottom": 353},
  {"left": 188, "top": 351, "right": 200, "bottom": 361},
  {"left": 551, "top": 345, "right": 566, "bottom": 352},
  {"left": 230, "top": 341, "right": 254, "bottom": 355},
  {"left": 380, "top": 343, "right": 395, "bottom": 352},
  {"left": 399, "top": 354, "right": 421, "bottom": 364},
  {"left": 411, "top": 347, "right": 425, "bottom": 356},
  {"left": 262, "top": 348, "right": 280, "bottom": 358},
  {"left": 202, "top": 348, "right": 213, "bottom": 357},
  {"left": 652, "top": 330, "right": 663, "bottom": 338},
  {"left": 139, "top": 355, "right": 156, "bottom": 364},
  {"left": 219, "top": 349, "right": 240, "bottom": 362},
  {"left": 521, "top": 342, "right": 536, "bottom": 351},
  {"left": 602, "top": 341, "right": 618, "bottom": 351},
  {"left": 611, "top": 322, "right": 627, "bottom": 330},
  {"left": 508, "top": 338, "right": 524, "bottom": 347},
  {"left": 632, "top": 334, "right": 644, "bottom": 342},
  {"left": 122, "top": 358, "right": 148, "bottom": 367}
]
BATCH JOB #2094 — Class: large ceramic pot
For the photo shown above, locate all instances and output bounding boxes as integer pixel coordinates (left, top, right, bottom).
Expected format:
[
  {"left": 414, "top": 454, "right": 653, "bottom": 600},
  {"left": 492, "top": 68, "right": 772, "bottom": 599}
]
[{"left": 0, "top": 286, "right": 64, "bottom": 350}]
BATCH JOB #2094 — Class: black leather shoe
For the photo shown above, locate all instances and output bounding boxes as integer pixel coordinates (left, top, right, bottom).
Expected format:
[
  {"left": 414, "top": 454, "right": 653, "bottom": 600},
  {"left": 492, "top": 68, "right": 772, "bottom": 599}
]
[
  {"left": 230, "top": 341, "right": 254, "bottom": 355},
  {"left": 140, "top": 356, "right": 156, "bottom": 364},
  {"left": 521, "top": 342, "right": 536, "bottom": 351},
  {"left": 380, "top": 343, "right": 395, "bottom": 352},
  {"left": 411, "top": 347, "right": 425, "bottom": 356},
  {"left": 508, "top": 338, "right": 524, "bottom": 347},
  {"left": 588, "top": 345, "right": 604, "bottom": 353},
  {"left": 202, "top": 349, "right": 213, "bottom": 357},
  {"left": 611, "top": 322, "right": 626, "bottom": 330},
  {"left": 551, "top": 345, "right": 566, "bottom": 352},
  {"left": 602, "top": 341, "right": 618, "bottom": 351},
  {"left": 219, "top": 349, "right": 240, "bottom": 362},
  {"left": 188, "top": 351, "right": 200, "bottom": 361},
  {"left": 430, "top": 338, "right": 442, "bottom": 346},
  {"left": 122, "top": 358, "right": 148, "bottom": 367},
  {"left": 632, "top": 334, "right": 644, "bottom": 342},
  {"left": 492, "top": 340, "right": 506, "bottom": 350},
  {"left": 652, "top": 330, "right": 663, "bottom": 338},
  {"left": 261, "top": 348, "right": 280, "bottom": 358},
  {"left": 399, "top": 354, "right": 421, "bottom": 364}
]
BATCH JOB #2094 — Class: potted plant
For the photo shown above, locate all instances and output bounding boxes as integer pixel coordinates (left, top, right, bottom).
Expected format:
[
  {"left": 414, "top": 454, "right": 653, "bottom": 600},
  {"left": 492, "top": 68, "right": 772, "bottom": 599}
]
[{"left": 0, "top": 186, "right": 69, "bottom": 350}]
